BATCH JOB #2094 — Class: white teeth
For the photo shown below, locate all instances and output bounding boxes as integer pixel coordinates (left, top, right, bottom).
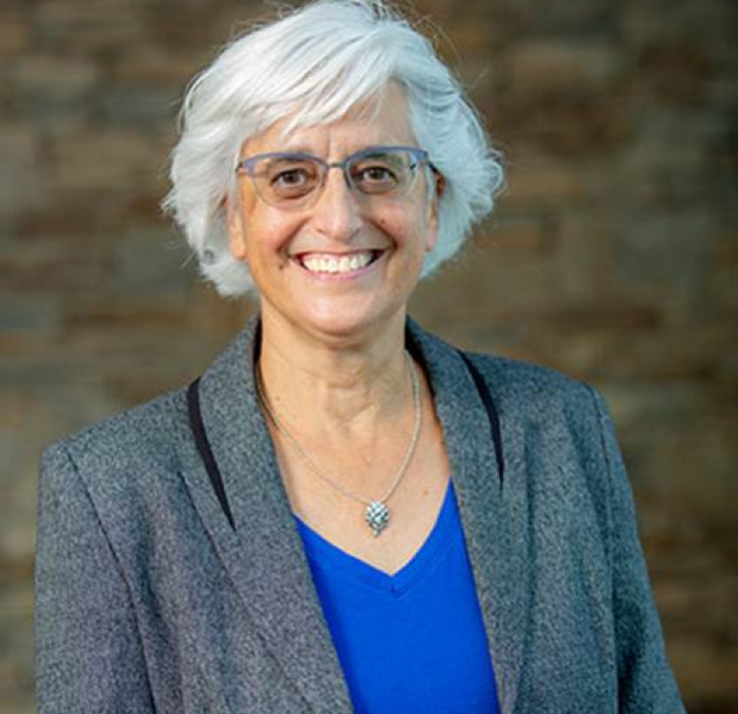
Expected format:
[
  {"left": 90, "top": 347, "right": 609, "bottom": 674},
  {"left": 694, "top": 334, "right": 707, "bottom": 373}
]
[{"left": 301, "top": 251, "right": 375, "bottom": 274}]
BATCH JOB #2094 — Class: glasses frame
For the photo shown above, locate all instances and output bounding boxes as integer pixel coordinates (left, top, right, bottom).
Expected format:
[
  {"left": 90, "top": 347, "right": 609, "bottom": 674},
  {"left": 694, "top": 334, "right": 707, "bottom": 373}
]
[{"left": 234, "top": 145, "right": 433, "bottom": 210}]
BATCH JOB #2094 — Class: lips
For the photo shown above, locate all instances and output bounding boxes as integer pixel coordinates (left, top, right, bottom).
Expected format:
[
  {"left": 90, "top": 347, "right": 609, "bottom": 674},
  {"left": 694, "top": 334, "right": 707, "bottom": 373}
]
[{"left": 294, "top": 250, "right": 383, "bottom": 275}]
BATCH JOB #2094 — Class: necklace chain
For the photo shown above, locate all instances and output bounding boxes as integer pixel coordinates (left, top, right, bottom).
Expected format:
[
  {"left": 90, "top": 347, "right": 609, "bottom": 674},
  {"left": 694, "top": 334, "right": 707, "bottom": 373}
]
[{"left": 254, "top": 352, "right": 422, "bottom": 536}]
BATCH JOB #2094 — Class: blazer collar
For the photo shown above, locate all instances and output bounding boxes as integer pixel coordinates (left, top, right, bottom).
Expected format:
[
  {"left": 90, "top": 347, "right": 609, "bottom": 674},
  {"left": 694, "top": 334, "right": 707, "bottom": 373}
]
[{"left": 179, "top": 315, "right": 530, "bottom": 714}]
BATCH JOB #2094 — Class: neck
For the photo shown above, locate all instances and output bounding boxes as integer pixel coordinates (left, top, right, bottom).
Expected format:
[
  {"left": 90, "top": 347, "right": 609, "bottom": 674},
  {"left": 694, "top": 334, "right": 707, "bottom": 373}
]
[{"left": 256, "top": 306, "right": 412, "bottom": 440}]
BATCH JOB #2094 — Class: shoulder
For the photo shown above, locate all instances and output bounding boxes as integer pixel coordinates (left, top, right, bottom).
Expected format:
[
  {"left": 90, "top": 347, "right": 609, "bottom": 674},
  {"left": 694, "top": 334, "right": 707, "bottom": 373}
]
[
  {"left": 40, "top": 386, "right": 191, "bottom": 501},
  {"left": 409, "top": 318, "right": 606, "bottom": 437},
  {"left": 453, "top": 349, "right": 616, "bottom": 473},
  {"left": 458, "top": 348, "right": 601, "bottom": 423}
]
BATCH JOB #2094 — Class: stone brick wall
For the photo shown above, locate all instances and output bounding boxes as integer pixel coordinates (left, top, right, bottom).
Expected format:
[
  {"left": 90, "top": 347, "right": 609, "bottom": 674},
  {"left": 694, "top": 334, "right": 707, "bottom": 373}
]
[{"left": 1, "top": 0, "right": 735, "bottom": 711}]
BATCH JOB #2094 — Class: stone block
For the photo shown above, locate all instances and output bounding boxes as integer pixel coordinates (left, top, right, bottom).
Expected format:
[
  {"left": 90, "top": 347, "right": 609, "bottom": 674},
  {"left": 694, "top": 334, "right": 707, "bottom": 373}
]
[
  {"left": 503, "top": 155, "right": 589, "bottom": 208},
  {"left": 491, "top": 84, "right": 633, "bottom": 157},
  {"left": 148, "top": 2, "right": 265, "bottom": 51},
  {"left": 15, "top": 201, "right": 115, "bottom": 239},
  {"left": 112, "top": 227, "right": 192, "bottom": 298},
  {"left": 485, "top": 212, "right": 550, "bottom": 252},
  {"left": 635, "top": 40, "right": 714, "bottom": 107},
  {"left": 15, "top": 191, "right": 172, "bottom": 244},
  {"left": 442, "top": 12, "right": 506, "bottom": 57},
  {"left": 513, "top": 307, "right": 663, "bottom": 380},
  {"left": 615, "top": 107, "right": 728, "bottom": 206},
  {"left": 0, "top": 581, "right": 34, "bottom": 714},
  {"left": 611, "top": 210, "right": 717, "bottom": 311},
  {"left": 577, "top": 317, "right": 738, "bottom": 383},
  {"left": 10, "top": 55, "right": 101, "bottom": 127},
  {"left": 550, "top": 211, "right": 619, "bottom": 306},
  {"left": 600, "top": 380, "right": 720, "bottom": 434},
  {"left": 0, "top": 295, "right": 62, "bottom": 337},
  {"left": 505, "top": 41, "right": 626, "bottom": 94},
  {"left": 34, "top": 0, "right": 146, "bottom": 51},
  {"left": 0, "top": 398, "right": 53, "bottom": 566},
  {"left": 1, "top": 234, "right": 111, "bottom": 296},
  {"left": 413, "top": 232, "right": 560, "bottom": 324},
  {"left": 113, "top": 49, "right": 203, "bottom": 86},
  {"left": 50, "top": 128, "right": 167, "bottom": 192},
  {"left": 12, "top": 54, "right": 100, "bottom": 97},
  {"left": 98, "top": 86, "right": 178, "bottom": 129},
  {"left": 0, "top": 125, "right": 43, "bottom": 215},
  {"left": 669, "top": 637, "right": 738, "bottom": 707},
  {"left": 0, "top": 13, "right": 29, "bottom": 55},
  {"left": 623, "top": 0, "right": 735, "bottom": 52},
  {"left": 710, "top": 229, "right": 738, "bottom": 310}
]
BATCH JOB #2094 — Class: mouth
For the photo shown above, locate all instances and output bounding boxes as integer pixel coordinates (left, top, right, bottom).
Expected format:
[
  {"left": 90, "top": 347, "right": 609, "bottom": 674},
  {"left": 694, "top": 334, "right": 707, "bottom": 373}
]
[{"left": 292, "top": 250, "right": 384, "bottom": 275}]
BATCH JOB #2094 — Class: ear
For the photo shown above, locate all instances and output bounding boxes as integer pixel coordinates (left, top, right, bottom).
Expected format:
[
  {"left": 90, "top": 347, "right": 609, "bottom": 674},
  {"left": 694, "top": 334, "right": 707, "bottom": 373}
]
[
  {"left": 424, "top": 172, "right": 445, "bottom": 253},
  {"left": 225, "top": 196, "right": 248, "bottom": 262},
  {"left": 434, "top": 171, "right": 446, "bottom": 201}
]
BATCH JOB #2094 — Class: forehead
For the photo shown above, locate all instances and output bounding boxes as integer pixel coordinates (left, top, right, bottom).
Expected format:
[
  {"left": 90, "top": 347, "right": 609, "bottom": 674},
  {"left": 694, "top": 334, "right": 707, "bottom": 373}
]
[{"left": 242, "top": 83, "right": 416, "bottom": 155}]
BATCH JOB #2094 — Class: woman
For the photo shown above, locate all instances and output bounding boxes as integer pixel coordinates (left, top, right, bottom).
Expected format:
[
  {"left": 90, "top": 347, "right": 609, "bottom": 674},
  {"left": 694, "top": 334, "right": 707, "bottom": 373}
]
[{"left": 35, "top": 1, "right": 686, "bottom": 712}]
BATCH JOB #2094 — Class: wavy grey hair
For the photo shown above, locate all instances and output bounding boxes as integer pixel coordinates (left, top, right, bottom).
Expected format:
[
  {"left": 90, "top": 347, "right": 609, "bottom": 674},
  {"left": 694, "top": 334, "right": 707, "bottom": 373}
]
[{"left": 163, "top": 0, "right": 503, "bottom": 297}]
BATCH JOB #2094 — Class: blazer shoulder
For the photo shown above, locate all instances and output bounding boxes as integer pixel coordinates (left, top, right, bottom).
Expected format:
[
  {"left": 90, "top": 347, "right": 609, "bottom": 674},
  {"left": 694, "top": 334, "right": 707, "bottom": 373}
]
[
  {"left": 41, "top": 386, "right": 191, "bottom": 490},
  {"left": 460, "top": 349, "right": 597, "bottom": 418}
]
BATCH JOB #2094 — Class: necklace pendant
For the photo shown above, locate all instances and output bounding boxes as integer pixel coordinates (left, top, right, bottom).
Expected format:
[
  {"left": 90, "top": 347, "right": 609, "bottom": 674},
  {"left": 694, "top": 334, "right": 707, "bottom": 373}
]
[{"left": 365, "top": 500, "right": 390, "bottom": 537}]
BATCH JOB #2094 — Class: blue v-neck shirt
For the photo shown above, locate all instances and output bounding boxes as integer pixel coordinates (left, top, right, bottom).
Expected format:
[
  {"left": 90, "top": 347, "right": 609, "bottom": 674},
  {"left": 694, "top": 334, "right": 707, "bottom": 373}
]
[{"left": 294, "top": 479, "right": 501, "bottom": 714}]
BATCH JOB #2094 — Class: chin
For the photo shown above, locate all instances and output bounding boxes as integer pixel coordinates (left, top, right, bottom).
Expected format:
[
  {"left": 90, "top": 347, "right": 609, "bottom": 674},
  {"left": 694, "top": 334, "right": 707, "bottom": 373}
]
[
  {"left": 303, "top": 314, "right": 380, "bottom": 341},
  {"left": 297, "top": 301, "right": 405, "bottom": 343}
]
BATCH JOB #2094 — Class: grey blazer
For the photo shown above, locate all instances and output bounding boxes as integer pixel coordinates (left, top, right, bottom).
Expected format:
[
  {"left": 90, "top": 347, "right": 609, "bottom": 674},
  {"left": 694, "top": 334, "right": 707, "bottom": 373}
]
[{"left": 35, "top": 317, "right": 685, "bottom": 714}]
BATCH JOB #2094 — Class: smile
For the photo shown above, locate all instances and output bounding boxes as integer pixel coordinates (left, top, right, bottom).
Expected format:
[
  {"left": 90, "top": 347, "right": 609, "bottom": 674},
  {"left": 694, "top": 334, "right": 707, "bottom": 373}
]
[{"left": 295, "top": 250, "right": 383, "bottom": 275}]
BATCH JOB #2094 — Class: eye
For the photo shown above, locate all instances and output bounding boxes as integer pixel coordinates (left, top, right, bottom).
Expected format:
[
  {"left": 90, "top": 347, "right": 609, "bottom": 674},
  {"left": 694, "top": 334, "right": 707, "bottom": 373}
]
[
  {"left": 271, "top": 167, "right": 309, "bottom": 187},
  {"left": 264, "top": 160, "right": 319, "bottom": 198},
  {"left": 361, "top": 166, "right": 396, "bottom": 183},
  {"left": 352, "top": 159, "right": 402, "bottom": 193}
]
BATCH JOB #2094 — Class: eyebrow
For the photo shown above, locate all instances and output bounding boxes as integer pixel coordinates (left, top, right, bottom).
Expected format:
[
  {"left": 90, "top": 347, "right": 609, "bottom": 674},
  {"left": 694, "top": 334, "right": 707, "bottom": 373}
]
[{"left": 275, "top": 144, "right": 315, "bottom": 155}]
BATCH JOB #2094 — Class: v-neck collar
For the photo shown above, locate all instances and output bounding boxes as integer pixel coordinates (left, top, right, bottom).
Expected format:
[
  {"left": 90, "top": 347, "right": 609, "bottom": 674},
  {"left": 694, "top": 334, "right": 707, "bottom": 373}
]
[
  {"left": 175, "top": 314, "right": 531, "bottom": 714},
  {"left": 294, "top": 478, "right": 457, "bottom": 596}
]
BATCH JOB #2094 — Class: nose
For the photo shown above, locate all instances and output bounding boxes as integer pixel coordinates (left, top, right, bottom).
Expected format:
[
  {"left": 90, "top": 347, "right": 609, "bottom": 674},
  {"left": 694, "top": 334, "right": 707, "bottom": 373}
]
[{"left": 306, "top": 166, "right": 364, "bottom": 242}]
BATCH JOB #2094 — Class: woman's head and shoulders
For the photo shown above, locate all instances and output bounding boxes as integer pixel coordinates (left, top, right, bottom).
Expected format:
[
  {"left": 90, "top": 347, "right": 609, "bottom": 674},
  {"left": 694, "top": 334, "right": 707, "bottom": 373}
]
[{"left": 42, "top": 0, "right": 597, "bottom": 490}]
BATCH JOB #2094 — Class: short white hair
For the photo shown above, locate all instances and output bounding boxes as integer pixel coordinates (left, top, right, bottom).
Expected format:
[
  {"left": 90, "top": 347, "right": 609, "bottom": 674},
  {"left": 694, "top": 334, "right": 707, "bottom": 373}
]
[{"left": 163, "top": 0, "right": 504, "bottom": 297}]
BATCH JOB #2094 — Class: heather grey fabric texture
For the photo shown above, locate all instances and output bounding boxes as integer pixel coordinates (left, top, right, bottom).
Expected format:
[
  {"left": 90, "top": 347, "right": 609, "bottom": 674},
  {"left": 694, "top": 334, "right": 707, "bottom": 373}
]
[{"left": 35, "top": 316, "right": 686, "bottom": 714}]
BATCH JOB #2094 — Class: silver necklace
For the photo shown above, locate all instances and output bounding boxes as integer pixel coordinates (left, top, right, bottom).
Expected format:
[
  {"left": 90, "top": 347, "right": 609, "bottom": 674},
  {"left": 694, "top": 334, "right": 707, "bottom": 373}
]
[{"left": 255, "top": 352, "right": 422, "bottom": 537}]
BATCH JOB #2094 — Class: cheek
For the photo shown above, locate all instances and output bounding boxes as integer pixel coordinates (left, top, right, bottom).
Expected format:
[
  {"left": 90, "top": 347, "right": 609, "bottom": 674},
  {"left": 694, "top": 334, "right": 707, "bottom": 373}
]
[
  {"left": 246, "top": 215, "right": 304, "bottom": 271},
  {"left": 377, "top": 213, "right": 433, "bottom": 264},
  {"left": 376, "top": 204, "right": 424, "bottom": 240}
]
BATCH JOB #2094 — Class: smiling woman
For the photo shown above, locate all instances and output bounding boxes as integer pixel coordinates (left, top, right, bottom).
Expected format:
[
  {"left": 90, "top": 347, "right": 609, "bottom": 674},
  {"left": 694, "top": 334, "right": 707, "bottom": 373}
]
[{"left": 34, "top": 1, "right": 686, "bottom": 713}]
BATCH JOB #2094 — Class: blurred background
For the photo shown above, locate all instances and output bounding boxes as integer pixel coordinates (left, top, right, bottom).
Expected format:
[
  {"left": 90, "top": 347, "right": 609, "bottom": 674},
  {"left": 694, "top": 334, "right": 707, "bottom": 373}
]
[{"left": 1, "top": 0, "right": 736, "bottom": 711}]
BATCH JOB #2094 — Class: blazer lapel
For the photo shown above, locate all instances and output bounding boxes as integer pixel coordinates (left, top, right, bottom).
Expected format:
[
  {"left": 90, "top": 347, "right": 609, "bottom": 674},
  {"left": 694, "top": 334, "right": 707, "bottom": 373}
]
[
  {"left": 407, "top": 320, "right": 531, "bottom": 714},
  {"left": 179, "top": 317, "right": 354, "bottom": 714}
]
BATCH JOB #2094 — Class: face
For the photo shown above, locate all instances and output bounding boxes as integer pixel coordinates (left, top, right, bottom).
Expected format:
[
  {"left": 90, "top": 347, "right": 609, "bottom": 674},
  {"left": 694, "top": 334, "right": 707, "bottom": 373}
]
[{"left": 227, "top": 83, "right": 440, "bottom": 344}]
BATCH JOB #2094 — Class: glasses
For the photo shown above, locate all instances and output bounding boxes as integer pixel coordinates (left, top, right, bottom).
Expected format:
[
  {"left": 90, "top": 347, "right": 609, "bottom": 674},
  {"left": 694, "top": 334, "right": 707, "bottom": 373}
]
[{"left": 235, "top": 145, "right": 431, "bottom": 210}]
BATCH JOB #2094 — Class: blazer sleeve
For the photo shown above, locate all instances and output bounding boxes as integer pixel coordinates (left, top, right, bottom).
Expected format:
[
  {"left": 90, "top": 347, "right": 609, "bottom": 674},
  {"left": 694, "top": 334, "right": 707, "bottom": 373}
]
[
  {"left": 35, "top": 442, "right": 156, "bottom": 714},
  {"left": 589, "top": 387, "right": 686, "bottom": 714}
]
